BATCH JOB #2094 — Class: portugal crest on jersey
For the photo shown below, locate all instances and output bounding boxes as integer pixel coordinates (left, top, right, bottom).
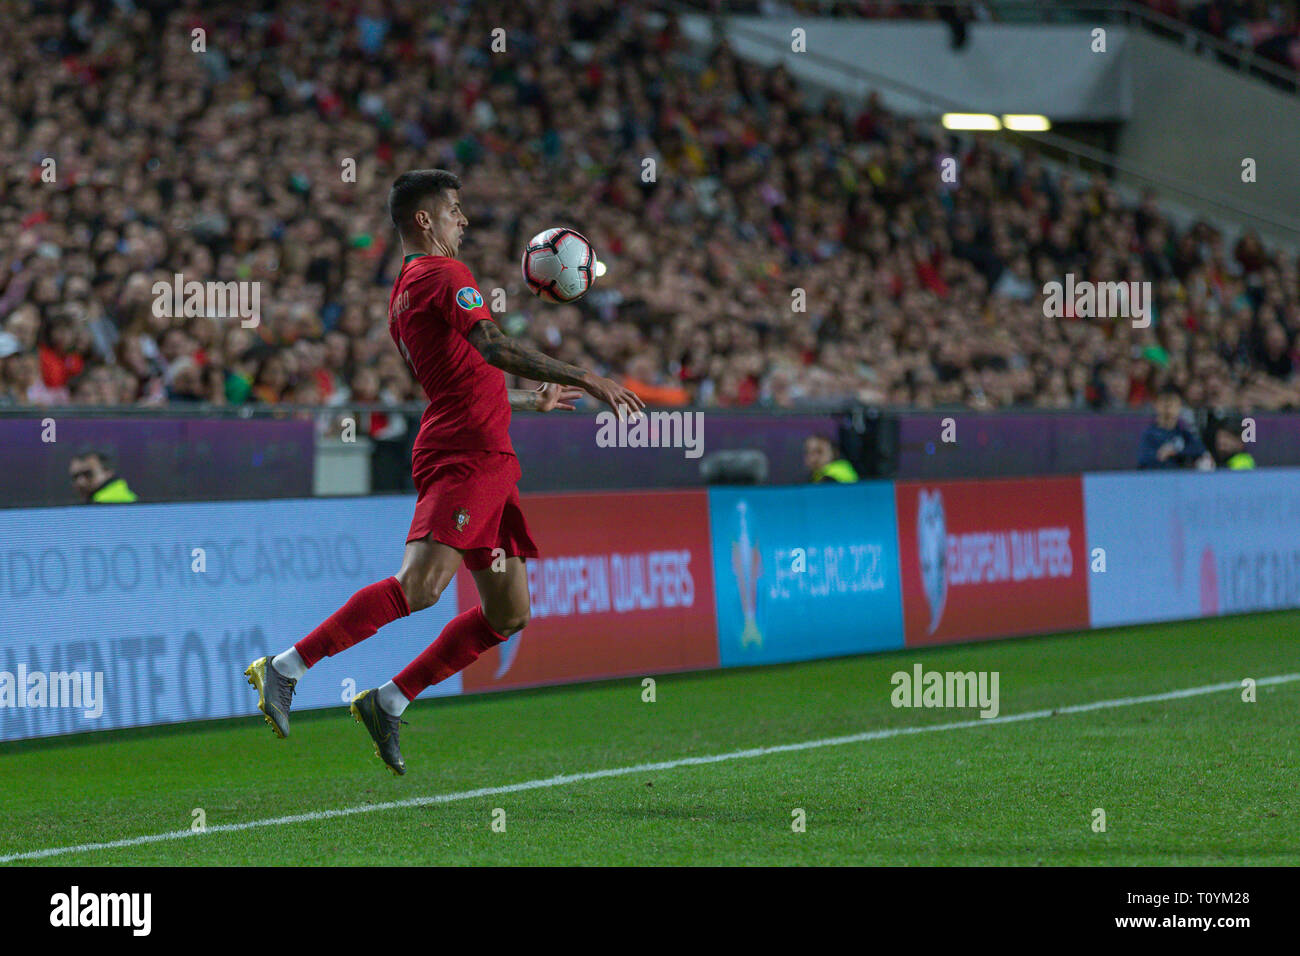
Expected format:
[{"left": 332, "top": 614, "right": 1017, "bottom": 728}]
[
  {"left": 455, "top": 287, "right": 483, "bottom": 310},
  {"left": 454, "top": 507, "right": 470, "bottom": 532}
]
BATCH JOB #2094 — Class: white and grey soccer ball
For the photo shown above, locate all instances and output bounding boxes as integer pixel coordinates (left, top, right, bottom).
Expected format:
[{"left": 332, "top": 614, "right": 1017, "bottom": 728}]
[{"left": 522, "top": 227, "right": 597, "bottom": 303}]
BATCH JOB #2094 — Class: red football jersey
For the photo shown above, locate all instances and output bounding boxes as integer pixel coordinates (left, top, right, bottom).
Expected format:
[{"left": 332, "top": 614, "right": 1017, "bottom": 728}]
[{"left": 388, "top": 255, "right": 513, "bottom": 455}]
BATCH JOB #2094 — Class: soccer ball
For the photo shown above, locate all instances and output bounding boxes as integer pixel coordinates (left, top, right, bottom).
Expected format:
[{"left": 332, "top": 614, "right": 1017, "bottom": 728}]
[{"left": 522, "top": 227, "right": 597, "bottom": 303}]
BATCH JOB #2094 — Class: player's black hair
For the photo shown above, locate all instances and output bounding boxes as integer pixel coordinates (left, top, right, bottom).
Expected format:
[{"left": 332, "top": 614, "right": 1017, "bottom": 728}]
[
  {"left": 1158, "top": 384, "right": 1183, "bottom": 400},
  {"left": 388, "top": 169, "right": 462, "bottom": 233}
]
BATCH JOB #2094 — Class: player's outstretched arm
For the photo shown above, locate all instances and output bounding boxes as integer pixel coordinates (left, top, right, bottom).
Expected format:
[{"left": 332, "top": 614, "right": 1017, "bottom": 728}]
[
  {"left": 469, "top": 319, "right": 591, "bottom": 386},
  {"left": 469, "top": 320, "right": 646, "bottom": 416},
  {"left": 507, "top": 385, "right": 583, "bottom": 412}
]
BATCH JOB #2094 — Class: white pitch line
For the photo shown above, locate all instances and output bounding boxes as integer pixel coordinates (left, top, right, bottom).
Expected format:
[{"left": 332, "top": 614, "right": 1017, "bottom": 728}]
[{"left": 3, "top": 672, "right": 1296, "bottom": 864}]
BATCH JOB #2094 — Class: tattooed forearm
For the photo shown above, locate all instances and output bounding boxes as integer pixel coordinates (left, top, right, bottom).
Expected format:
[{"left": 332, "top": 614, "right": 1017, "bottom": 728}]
[
  {"left": 469, "top": 320, "right": 589, "bottom": 387},
  {"left": 507, "top": 388, "right": 543, "bottom": 411}
]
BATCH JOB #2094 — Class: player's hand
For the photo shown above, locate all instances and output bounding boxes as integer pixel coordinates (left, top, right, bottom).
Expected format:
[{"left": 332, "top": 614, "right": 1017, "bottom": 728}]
[
  {"left": 536, "top": 383, "right": 584, "bottom": 412},
  {"left": 579, "top": 373, "right": 647, "bottom": 419}
]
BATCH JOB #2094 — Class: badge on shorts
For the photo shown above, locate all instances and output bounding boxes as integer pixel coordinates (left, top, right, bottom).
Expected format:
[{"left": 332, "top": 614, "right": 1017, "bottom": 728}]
[
  {"left": 454, "top": 507, "right": 470, "bottom": 531},
  {"left": 455, "top": 287, "right": 483, "bottom": 310}
]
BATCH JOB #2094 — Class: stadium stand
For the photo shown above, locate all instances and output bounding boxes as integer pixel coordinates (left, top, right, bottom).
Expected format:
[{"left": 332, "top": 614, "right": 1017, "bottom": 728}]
[{"left": 1, "top": 0, "right": 1298, "bottom": 419}]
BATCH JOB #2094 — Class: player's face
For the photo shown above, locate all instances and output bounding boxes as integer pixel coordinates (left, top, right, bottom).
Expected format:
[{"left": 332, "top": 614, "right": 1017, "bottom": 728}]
[{"left": 427, "top": 189, "right": 468, "bottom": 257}]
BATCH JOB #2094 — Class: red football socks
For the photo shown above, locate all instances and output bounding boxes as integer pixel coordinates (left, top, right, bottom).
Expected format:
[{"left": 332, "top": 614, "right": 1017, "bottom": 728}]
[
  {"left": 392, "top": 605, "right": 506, "bottom": 700},
  {"left": 295, "top": 576, "right": 411, "bottom": 667}
]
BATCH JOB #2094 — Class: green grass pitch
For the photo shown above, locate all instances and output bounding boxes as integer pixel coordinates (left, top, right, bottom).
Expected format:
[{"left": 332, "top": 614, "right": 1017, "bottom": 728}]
[{"left": 2, "top": 611, "right": 1296, "bottom": 866}]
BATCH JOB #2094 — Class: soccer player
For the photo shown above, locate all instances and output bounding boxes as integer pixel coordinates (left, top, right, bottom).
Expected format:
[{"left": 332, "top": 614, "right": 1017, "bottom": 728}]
[{"left": 245, "top": 169, "right": 645, "bottom": 774}]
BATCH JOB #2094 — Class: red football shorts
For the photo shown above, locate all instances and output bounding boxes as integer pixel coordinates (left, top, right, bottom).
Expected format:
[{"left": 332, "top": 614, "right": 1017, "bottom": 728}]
[{"left": 407, "top": 449, "right": 539, "bottom": 571}]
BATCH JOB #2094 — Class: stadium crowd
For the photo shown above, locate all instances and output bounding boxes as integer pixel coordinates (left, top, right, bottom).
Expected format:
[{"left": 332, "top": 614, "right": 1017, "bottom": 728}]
[
  {"left": 2, "top": 0, "right": 1299, "bottom": 427},
  {"left": 1123, "top": 0, "right": 1300, "bottom": 73},
  {"left": 733, "top": 1, "right": 1300, "bottom": 74}
]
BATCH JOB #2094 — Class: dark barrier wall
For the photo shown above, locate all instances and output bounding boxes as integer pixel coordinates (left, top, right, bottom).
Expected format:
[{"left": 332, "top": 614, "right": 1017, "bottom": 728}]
[
  {"left": 509, "top": 411, "right": 832, "bottom": 491},
  {"left": 0, "top": 418, "right": 315, "bottom": 508},
  {"left": 898, "top": 413, "right": 1151, "bottom": 479},
  {"left": 897, "top": 412, "right": 1300, "bottom": 479},
  {"left": 524, "top": 409, "right": 1300, "bottom": 485},
  {"left": 4, "top": 410, "right": 1300, "bottom": 506}
]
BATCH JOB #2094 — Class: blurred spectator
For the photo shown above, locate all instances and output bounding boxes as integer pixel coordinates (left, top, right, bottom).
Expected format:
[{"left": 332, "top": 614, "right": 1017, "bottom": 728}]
[
  {"left": 1211, "top": 419, "right": 1257, "bottom": 470},
  {"left": 69, "top": 449, "right": 137, "bottom": 504},
  {"left": 166, "top": 357, "right": 207, "bottom": 402},
  {"left": 623, "top": 354, "right": 690, "bottom": 406},
  {"left": 39, "top": 316, "right": 85, "bottom": 390},
  {"left": 804, "top": 434, "right": 859, "bottom": 482},
  {"left": 251, "top": 355, "right": 290, "bottom": 404},
  {"left": 1138, "top": 386, "right": 1213, "bottom": 469},
  {"left": 2, "top": 347, "right": 63, "bottom": 405}
]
